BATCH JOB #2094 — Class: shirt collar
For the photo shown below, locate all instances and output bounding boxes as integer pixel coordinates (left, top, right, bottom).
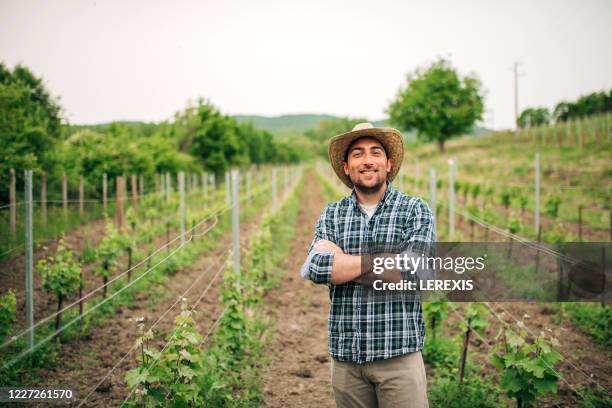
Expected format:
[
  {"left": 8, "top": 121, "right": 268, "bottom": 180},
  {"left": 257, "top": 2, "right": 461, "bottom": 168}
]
[{"left": 349, "top": 182, "right": 396, "bottom": 211}]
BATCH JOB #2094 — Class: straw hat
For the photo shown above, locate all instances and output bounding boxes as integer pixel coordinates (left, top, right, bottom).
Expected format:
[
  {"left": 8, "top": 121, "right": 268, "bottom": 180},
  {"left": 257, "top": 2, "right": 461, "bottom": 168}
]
[{"left": 328, "top": 122, "right": 404, "bottom": 189}]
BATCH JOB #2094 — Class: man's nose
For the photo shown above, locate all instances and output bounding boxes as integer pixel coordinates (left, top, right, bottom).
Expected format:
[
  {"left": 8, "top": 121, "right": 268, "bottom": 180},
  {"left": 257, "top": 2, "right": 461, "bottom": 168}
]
[{"left": 362, "top": 154, "right": 375, "bottom": 166}]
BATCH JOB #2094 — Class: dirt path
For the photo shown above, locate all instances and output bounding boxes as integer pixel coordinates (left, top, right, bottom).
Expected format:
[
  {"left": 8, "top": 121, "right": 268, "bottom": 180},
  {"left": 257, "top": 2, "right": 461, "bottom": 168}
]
[{"left": 262, "top": 170, "right": 335, "bottom": 407}]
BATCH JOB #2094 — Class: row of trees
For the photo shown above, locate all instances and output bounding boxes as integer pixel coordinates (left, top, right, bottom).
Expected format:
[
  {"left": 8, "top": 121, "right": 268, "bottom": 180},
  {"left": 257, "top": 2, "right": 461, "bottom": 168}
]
[
  {"left": 0, "top": 63, "right": 300, "bottom": 201},
  {"left": 519, "top": 89, "right": 612, "bottom": 128}
]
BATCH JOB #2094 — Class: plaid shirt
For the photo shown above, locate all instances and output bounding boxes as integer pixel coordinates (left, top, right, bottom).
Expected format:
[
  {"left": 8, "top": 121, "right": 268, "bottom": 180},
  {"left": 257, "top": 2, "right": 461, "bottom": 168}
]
[{"left": 305, "top": 183, "right": 436, "bottom": 363}]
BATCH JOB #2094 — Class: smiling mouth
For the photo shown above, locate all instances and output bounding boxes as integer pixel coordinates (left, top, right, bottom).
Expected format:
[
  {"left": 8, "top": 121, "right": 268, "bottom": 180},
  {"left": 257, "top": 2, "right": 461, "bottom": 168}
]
[{"left": 359, "top": 169, "right": 378, "bottom": 174}]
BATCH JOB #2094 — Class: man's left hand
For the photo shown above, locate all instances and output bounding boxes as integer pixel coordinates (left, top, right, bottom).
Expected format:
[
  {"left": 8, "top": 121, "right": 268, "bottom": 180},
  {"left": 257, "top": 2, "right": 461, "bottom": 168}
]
[{"left": 314, "top": 239, "right": 344, "bottom": 255}]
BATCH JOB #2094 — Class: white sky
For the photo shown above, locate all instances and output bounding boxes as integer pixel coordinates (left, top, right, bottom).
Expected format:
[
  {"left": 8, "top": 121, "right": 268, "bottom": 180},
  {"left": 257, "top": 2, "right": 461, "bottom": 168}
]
[{"left": 1, "top": 0, "right": 611, "bottom": 130}]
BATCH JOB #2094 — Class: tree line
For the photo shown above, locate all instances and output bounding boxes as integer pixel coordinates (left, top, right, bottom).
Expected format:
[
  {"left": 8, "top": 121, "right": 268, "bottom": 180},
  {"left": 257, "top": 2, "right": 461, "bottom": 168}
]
[
  {"left": 519, "top": 89, "right": 612, "bottom": 128},
  {"left": 0, "top": 63, "right": 300, "bottom": 201}
]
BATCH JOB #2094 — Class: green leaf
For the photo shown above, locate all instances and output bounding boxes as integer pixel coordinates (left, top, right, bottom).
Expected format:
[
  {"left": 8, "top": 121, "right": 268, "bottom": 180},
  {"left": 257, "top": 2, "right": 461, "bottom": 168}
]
[
  {"left": 523, "top": 359, "right": 546, "bottom": 378},
  {"left": 500, "top": 370, "right": 523, "bottom": 393},
  {"left": 125, "top": 368, "right": 149, "bottom": 388},
  {"left": 533, "top": 377, "right": 558, "bottom": 395}
]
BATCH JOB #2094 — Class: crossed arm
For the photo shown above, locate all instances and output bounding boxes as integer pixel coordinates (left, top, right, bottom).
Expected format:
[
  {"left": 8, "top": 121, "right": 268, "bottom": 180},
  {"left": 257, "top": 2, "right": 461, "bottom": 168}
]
[
  {"left": 312, "top": 239, "right": 402, "bottom": 286},
  {"left": 305, "top": 199, "right": 435, "bottom": 286}
]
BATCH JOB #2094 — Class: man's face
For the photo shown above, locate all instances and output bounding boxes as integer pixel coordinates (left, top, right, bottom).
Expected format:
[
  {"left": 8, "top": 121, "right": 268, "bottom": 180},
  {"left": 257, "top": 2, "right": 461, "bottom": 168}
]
[{"left": 343, "top": 137, "right": 392, "bottom": 194}]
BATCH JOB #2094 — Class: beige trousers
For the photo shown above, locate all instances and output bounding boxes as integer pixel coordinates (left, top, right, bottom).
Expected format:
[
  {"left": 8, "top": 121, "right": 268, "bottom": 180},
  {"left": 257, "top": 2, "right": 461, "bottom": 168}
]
[{"left": 331, "top": 351, "right": 429, "bottom": 408}]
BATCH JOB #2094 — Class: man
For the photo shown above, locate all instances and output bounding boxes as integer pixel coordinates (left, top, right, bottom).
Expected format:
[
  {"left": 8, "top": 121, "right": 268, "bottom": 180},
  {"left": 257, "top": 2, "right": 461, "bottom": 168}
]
[{"left": 301, "top": 123, "right": 435, "bottom": 408}]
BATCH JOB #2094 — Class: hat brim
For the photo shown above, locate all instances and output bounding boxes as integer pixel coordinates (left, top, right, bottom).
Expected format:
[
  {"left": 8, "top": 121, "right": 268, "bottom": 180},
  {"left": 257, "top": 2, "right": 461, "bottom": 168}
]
[{"left": 328, "top": 127, "right": 404, "bottom": 189}]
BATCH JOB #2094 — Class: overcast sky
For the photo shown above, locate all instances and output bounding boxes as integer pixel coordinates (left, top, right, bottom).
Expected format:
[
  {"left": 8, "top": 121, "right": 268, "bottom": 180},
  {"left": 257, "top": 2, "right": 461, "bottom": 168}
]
[{"left": 1, "top": 0, "right": 611, "bottom": 130}]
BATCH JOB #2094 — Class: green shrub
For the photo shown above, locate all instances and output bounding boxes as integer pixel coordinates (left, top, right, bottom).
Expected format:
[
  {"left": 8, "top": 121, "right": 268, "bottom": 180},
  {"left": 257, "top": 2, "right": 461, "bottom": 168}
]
[
  {"left": 0, "top": 290, "right": 17, "bottom": 343},
  {"left": 429, "top": 376, "right": 504, "bottom": 408},
  {"left": 561, "top": 303, "right": 611, "bottom": 347},
  {"left": 490, "top": 326, "right": 562, "bottom": 408},
  {"left": 36, "top": 238, "right": 82, "bottom": 332},
  {"left": 579, "top": 385, "right": 612, "bottom": 408},
  {"left": 423, "top": 335, "right": 458, "bottom": 371}
]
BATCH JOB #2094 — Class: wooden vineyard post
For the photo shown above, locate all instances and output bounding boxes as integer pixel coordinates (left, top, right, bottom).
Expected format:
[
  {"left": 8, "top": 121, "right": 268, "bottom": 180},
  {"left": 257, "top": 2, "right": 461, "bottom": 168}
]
[
  {"left": 62, "top": 172, "right": 68, "bottom": 219},
  {"left": 102, "top": 173, "right": 107, "bottom": 215},
  {"left": 131, "top": 174, "right": 138, "bottom": 209},
  {"left": 41, "top": 171, "right": 47, "bottom": 227},
  {"left": 116, "top": 176, "right": 125, "bottom": 231},
  {"left": 79, "top": 175, "right": 84, "bottom": 216},
  {"left": 9, "top": 168, "right": 16, "bottom": 237},
  {"left": 127, "top": 247, "right": 133, "bottom": 282},
  {"left": 459, "top": 321, "right": 471, "bottom": 384}
]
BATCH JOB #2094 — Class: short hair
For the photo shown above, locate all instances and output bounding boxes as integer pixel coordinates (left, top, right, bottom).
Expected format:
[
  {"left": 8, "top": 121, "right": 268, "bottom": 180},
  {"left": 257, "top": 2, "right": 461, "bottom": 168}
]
[{"left": 344, "top": 136, "right": 388, "bottom": 162}]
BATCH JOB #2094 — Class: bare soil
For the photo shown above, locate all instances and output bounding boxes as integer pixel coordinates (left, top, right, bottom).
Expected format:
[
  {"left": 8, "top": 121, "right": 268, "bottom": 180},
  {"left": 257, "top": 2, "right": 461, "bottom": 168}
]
[{"left": 262, "top": 170, "right": 335, "bottom": 407}]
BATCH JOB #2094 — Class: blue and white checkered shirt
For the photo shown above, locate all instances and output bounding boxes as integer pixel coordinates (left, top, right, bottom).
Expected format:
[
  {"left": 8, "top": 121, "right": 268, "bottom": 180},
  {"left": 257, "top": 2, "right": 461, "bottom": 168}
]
[{"left": 303, "top": 184, "right": 436, "bottom": 363}]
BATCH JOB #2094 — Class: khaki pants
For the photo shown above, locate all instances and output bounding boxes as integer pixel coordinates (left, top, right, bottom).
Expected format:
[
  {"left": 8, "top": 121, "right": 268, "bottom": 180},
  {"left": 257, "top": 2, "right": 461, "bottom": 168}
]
[{"left": 331, "top": 351, "right": 429, "bottom": 408}]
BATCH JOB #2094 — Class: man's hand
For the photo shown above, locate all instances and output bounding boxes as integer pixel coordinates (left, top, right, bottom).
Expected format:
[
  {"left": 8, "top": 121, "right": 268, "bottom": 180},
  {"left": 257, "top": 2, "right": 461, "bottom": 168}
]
[{"left": 314, "top": 239, "right": 343, "bottom": 255}]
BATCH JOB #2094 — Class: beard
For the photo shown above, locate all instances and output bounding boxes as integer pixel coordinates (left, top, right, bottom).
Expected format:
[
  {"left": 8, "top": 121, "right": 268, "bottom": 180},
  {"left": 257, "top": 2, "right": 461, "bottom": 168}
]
[{"left": 352, "top": 171, "right": 387, "bottom": 195}]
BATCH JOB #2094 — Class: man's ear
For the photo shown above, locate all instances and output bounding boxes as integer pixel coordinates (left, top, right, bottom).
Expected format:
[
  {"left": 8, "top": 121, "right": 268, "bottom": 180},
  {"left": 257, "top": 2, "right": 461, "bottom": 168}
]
[
  {"left": 343, "top": 161, "right": 349, "bottom": 175},
  {"left": 387, "top": 158, "right": 392, "bottom": 173}
]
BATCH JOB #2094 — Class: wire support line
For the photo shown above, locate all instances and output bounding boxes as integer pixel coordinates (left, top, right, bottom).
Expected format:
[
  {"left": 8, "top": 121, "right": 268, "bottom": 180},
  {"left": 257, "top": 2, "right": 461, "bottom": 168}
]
[
  {"left": 119, "top": 272, "right": 230, "bottom": 407},
  {"left": 0, "top": 209, "right": 224, "bottom": 358},
  {"left": 481, "top": 301, "right": 602, "bottom": 402},
  {"left": 76, "top": 253, "right": 228, "bottom": 407}
]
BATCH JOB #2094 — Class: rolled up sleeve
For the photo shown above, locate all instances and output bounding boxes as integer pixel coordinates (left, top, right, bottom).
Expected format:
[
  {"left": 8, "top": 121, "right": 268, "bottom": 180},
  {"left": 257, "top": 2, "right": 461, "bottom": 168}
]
[
  {"left": 400, "top": 198, "right": 437, "bottom": 282},
  {"left": 304, "top": 206, "right": 337, "bottom": 285}
]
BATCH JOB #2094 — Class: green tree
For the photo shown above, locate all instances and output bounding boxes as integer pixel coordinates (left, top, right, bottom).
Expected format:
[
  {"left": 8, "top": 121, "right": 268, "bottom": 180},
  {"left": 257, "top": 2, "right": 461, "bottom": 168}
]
[
  {"left": 518, "top": 107, "right": 550, "bottom": 128},
  {"left": 188, "top": 101, "right": 248, "bottom": 178},
  {"left": 387, "top": 58, "right": 484, "bottom": 153},
  {"left": 0, "top": 63, "right": 63, "bottom": 200}
]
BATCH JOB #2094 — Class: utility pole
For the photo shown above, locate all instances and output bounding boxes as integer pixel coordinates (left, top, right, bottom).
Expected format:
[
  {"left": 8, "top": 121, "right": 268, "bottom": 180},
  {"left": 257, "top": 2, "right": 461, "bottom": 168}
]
[{"left": 511, "top": 62, "right": 524, "bottom": 136}]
